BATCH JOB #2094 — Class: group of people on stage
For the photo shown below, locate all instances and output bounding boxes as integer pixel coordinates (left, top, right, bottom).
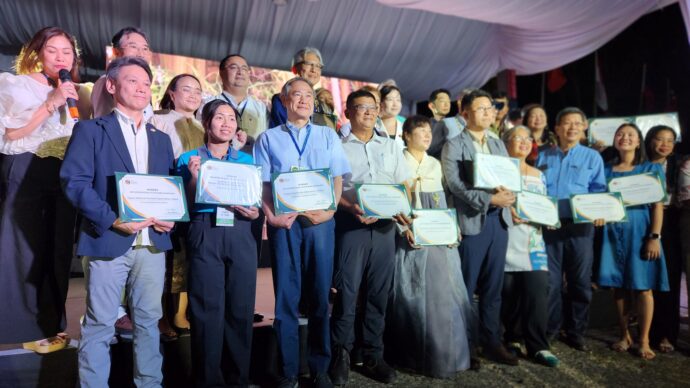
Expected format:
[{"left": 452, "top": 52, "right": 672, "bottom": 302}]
[{"left": 1, "top": 25, "right": 690, "bottom": 388}]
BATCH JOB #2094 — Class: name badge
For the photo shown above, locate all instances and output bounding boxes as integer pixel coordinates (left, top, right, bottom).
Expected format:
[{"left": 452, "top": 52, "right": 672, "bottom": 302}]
[{"left": 216, "top": 206, "right": 234, "bottom": 227}]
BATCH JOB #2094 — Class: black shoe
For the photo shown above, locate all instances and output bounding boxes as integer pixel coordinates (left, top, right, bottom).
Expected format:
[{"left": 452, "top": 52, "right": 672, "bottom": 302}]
[
  {"left": 350, "top": 346, "right": 363, "bottom": 367},
  {"left": 485, "top": 345, "right": 519, "bottom": 366},
  {"left": 362, "top": 358, "right": 397, "bottom": 384},
  {"left": 470, "top": 356, "right": 481, "bottom": 371},
  {"left": 276, "top": 377, "right": 299, "bottom": 388},
  {"left": 313, "top": 374, "right": 333, "bottom": 388},
  {"left": 561, "top": 335, "right": 589, "bottom": 352},
  {"left": 328, "top": 346, "right": 350, "bottom": 386}
]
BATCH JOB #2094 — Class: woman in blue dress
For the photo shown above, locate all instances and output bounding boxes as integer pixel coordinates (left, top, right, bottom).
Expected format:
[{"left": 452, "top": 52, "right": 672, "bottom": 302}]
[{"left": 598, "top": 123, "right": 669, "bottom": 360}]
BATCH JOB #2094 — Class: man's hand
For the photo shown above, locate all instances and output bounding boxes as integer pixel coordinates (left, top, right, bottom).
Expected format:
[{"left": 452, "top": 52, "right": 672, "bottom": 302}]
[
  {"left": 152, "top": 219, "right": 174, "bottom": 233},
  {"left": 112, "top": 218, "right": 154, "bottom": 235},
  {"left": 302, "top": 210, "right": 335, "bottom": 225},
  {"left": 510, "top": 207, "right": 526, "bottom": 224},
  {"left": 267, "top": 212, "right": 298, "bottom": 229},
  {"left": 348, "top": 203, "right": 377, "bottom": 224},
  {"left": 404, "top": 229, "right": 421, "bottom": 249},
  {"left": 593, "top": 218, "right": 606, "bottom": 227},
  {"left": 490, "top": 186, "right": 516, "bottom": 208},
  {"left": 393, "top": 212, "right": 414, "bottom": 227},
  {"left": 232, "top": 206, "right": 260, "bottom": 220}
]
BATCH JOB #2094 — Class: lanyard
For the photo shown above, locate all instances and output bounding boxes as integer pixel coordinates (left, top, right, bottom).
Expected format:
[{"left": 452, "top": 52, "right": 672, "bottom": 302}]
[
  {"left": 285, "top": 124, "right": 311, "bottom": 163},
  {"left": 221, "top": 93, "right": 247, "bottom": 119},
  {"left": 199, "top": 145, "right": 231, "bottom": 161}
]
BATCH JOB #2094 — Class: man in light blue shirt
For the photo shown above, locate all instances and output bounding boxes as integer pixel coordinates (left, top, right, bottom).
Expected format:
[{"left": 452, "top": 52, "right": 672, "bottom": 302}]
[
  {"left": 254, "top": 77, "right": 350, "bottom": 388},
  {"left": 536, "top": 107, "right": 606, "bottom": 352}
]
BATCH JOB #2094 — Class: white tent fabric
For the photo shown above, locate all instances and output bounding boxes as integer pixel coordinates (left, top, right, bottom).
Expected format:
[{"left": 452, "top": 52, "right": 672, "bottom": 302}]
[{"left": 0, "top": 0, "right": 685, "bottom": 101}]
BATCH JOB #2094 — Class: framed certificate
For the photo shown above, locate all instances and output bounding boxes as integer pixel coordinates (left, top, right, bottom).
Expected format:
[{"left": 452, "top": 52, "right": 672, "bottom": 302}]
[
  {"left": 473, "top": 153, "right": 522, "bottom": 192},
  {"left": 195, "top": 159, "right": 262, "bottom": 206},
  {"left": 272, "top": 169, "right": 336, "bottom": 214},
  {"left": 570, "top": 192, "right": 627, "bottom": 223},
  {"left": 607, "top": 172, "right": 667, "bottom": 207},
  {"left": 515, "top": 191, "right": 560, "bottom": 228},
  {"left": 587, "top": 117, "right": 630, "bottom": 146},
  {"left": 412, "top": 209, "right": 459, "bottom": 246},
  {"left": 116, "top": 172, "right": 189, "bottom": 222},
  {"left": 356, "top": 183, "right": 411, "bottom": 219}
]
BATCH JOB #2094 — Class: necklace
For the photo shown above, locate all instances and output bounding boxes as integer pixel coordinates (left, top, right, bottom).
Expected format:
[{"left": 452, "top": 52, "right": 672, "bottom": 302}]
[{"left": 40, "top": 72, "right": 57, "bottom": 87}]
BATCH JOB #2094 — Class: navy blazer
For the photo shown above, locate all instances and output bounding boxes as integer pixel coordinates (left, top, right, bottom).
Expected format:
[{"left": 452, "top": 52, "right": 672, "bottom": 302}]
[{"left": 60, "top": 112, "right": 175, "bottom": 258}]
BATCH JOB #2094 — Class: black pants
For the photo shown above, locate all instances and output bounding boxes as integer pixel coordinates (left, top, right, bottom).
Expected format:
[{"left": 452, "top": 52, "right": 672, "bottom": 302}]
[
  {"left": 331, "top": 215, "right": 396, "bottom": 360},
  {"left": 502, "top": 271, "right": 550, "bottom": 355},
  {"left": 187, "top": 212, "right": 257, "bottom": 386}
]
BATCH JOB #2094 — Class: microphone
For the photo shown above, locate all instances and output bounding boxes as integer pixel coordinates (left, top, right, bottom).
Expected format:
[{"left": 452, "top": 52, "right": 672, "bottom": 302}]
[{"left": 58, "top": 69, "right": 79, "bottom": 122}]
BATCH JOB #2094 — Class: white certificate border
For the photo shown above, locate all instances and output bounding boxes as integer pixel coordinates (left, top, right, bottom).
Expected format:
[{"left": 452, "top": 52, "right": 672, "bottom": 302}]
[
  {"left": 271, "top": 168, "right": 336, "bottom": 214},
  {"left": 412, "top": 208, "right": 459, "bottom": 246},
  {"left": 569, "top": 192, "right": 628, "bottom": 224},
  {"left": 606, "top": 172, "right": 667, "bottom": 207},
  {"left": 195, "top": 159, "right": 263, "bottom": 206},
  {"left": 515, "top": 190, "right": 561, "bottom": 228},
  {"left": 116, "top": 172, "right": 190, "bottom": 222},
  {"left": 355, "top": 183, "right": 412, "bottom": 219},
  {"left": 472, "top": 153, "right": 522, "bottom": 192}
]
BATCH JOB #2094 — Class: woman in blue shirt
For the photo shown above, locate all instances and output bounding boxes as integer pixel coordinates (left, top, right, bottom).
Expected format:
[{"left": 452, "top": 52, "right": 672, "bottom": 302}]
[
  {"left": 597, "top": 123, "right": 669, "bottom": 361},
  {"left": 177, "top": 99, "right": 260, "bottom": 386}
]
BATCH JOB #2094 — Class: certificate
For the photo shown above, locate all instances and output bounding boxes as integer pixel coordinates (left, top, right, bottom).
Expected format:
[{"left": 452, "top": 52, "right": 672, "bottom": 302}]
[
  {"left": 608, "top": 172, "right": 666, "bottom": 206},
  {"left": 272, "top": 169, "right": 335, "bottom": 214},
  {"left": 515, "top": 191, "right": 560, "bottom": 227},
  {"left": 587, "top": 117, "right": 630, "bottom": 146},
  {"left": 116, "top": 172, "right": 189, "bottom": 222},
  {"left": 195, "top": 159, "right": 262, "bottom": 206},
  {"left": 473, "top": 153, "right": 522, "bottom": 192},
  {"left": 356, "top": 183, "right": 411, "bottom": 218},
  {"left": 570, "top": 193, "right": 627, "bottom": 223},
  {"left": 412, "top": 209, "right": 459, "bottom": 246}
]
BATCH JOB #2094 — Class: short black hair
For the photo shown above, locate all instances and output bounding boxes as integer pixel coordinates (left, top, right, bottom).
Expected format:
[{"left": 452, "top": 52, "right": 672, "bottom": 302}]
[
  {"left": 402, "top": 115, "right": 432, "bottom": 145},
  {"left": 493, "top": 91, "right": 508, "bottom": 100},
  {"left": 379, "top": 85, "right": 401, "bottom": 102},
  {"left": 555, "top": 107, "right": 587, "bottom": 126},
  {"left": 106, "top": 56, "right": 152, "bottom": 82},
  {"left": 429, "top": 88, "right": 451, "bottom": 102},
  {"left": 219, "top": 53, "right": 247, "bottom": 72},
  {"left": 111, "top": 27, "right": 148, "bottom": 48},
  {"left": 201, "top": 99, "right": 241, "bottom": 140},
  {"left": 346, "top": 90, "right": 376, "bottom": 110},
  {"left": 460, "top": 89, "right": 492, "bottom": 113}
]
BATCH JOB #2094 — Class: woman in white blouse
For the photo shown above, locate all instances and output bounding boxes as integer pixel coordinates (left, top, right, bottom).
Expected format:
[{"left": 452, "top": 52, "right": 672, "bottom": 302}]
[
  {"left": 0, "top": 27, "right": 80, "bottom": 353},
  {"left": 378, "top": 85, "right": 405, "bottom": 149}
]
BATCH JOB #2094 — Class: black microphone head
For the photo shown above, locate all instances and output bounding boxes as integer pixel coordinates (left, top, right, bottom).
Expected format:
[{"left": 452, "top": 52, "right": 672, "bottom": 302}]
[{"left": 58, "top": 69, "right": 72, "bottom": 82}]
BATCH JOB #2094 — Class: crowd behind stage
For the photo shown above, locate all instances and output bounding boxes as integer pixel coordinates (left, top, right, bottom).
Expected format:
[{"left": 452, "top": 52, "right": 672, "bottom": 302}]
[{"left": 1, "top": 25, "right": 689, "bottom": 388}]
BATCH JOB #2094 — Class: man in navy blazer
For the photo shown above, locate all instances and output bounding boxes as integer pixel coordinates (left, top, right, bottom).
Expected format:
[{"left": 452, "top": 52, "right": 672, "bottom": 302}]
[
  {"left": 60, "top": 56, "right": 175, "bottom": 387},
  {"left": 441, "top": 89, "right": 518, "bottom": 369}
]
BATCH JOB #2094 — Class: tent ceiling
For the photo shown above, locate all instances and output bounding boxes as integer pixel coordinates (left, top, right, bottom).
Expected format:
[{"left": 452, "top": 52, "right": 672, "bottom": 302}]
[{"left": 0, "top": 0, "right": 685, "bottom": 101}]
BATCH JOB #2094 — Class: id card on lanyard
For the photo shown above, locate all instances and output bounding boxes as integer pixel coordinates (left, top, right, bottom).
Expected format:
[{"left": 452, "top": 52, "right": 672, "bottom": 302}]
[
  {"left": 286, "top": 124, "right": 311, "bottom": 172},
  {"left": 216, "top": 206, "right": 235, "bottom": 227}
]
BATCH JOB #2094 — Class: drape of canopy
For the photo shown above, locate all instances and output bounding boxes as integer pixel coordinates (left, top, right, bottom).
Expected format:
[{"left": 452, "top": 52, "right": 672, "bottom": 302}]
[{"left": 0, "top": 0, "right": 686, "bottom": 101}]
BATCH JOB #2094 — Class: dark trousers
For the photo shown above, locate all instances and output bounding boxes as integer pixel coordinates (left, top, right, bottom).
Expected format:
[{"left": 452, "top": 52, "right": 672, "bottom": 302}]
[
  {"left": 459, "top": 210, "right": 508, "bottom": 348},
  {"left": 187, "top": 213, "right": 257, "bottom": 386},
  {"left": 269, "top": 218, "right": 334, "bottom": 378},
  {"left": 331, "top": 216, "right": 396, "bottom": 360},
  {"left": 650, "top": 208, "right": 682, "bottom": 345},
  {"left": 502, "top": 271, "right": 550, "bottom": 355},
  {"left": 543, "top": 221, "right": 594, "bottom": 341}
]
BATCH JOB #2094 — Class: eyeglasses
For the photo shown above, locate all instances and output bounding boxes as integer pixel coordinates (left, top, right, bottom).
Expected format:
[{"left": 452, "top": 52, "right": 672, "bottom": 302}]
[
  {"left": 353, "top": 104, "right": 378, "bottom": 113},
  {"left": 300, "top": 61, "right": 323, "bottom": 70},
  {"left": 121, "top": 43, "right": 151, "bottom": 54},
  {"left": 225, "top": 64, "right": 250, "bottom": 73},
  {"left": 472, "top": 106, "right": 496, "bottom": 114},
  {"left": 511, "top": 135, "right": 534, "bottom": 143}
]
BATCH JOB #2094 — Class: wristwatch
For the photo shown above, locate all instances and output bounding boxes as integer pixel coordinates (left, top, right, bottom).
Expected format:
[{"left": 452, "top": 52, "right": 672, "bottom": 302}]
[{"left": 647, "top": 233, "right": 661, "bottom": 240}]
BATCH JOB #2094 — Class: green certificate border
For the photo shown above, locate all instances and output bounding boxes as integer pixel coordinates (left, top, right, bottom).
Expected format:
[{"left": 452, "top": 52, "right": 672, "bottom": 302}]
[
  {"left": 355, "top": 183, "right": 411, "bottom": 219},
  {"left": 116, "top": 172, "right": 190, "bottom": 222},
  {"left": 195, "top": 159, "right": 263, "bottom": 207},
  {"left": 515, "top": 191, "right": 561, "bottom": 228},
  {"left": 472, "top": 153, "right": 522, "bottom": 192},
  {"left": 606, "top": 172, "right": 667, "bottom": 207},
  {"left": 412, "top": 208, "right": 459, "bottom": 246},
  {"left": 570, "top": 192, "right": 627, "bottom": 224},
  {"left": 271, "top": 168, "right": 335, "bottom": 215}
]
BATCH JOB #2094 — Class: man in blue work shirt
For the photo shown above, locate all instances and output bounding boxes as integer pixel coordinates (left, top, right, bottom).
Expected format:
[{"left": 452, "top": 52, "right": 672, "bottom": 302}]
[
  {"left": 254, "top": 77, "right": 351, "bottom": 388},
  {"left": 536, "top": 107, "right": 607, "bottom": 352}
]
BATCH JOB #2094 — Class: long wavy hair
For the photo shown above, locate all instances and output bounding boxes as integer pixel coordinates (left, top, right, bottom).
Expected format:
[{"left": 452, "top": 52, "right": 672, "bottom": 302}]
[{"left": 14, "top": 26, "right": 80, "bottom": 81}]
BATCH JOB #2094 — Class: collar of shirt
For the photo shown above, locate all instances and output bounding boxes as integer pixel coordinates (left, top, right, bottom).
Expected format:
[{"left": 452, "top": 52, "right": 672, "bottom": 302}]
[
  {"left": 464, "top": 128, "right": 490, "bottom": 145},
  {"left": 284, "top": 120, "right": 312, "bottom": 134},
  {"left": 343, "top": 130, "right": 385, "bottom": 145},
  {"left": 221, "top": 91, "right": 248, "bottom": 110},
  {"left": 114, "top": 108, "right": 148, "bottom": 134}
]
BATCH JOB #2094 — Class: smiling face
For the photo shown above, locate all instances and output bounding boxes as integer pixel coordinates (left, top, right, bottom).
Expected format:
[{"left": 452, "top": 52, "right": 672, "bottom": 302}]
[
  {"left": 613, "top": 125, "right": 641, "bottom": 153},
  {"left": 170, "top": 76, "right": 202, "bottom": 114},
  {"left": 282, "top": 79, "right": 315, "bottom": 122},
  {"left": 39, "top": 35, "right": 75, "bottom": 78},
  {"left": 648, "top": 129, "right": 675, "bottom": 159},
  {"left": 430, "top": 92, "right": 451, "bottom": 116},
  {"left": 115, "top": 32, "right": 152, "bottom": 63},
  {"left": 207, "top": 104, "right": 237, "bottom": 144},
  {"left": 346, "top": 95, "right": 378, "bottom": 132},
  {"left": 555, "top": 113, "right": 587, "bottom": 146},
  {"left": 526, "top": 107, "right": 547, "bottom": 133},
  {"left": 106, "top": 64, "right": 152, "bottom": 114},
  {"left": 463, "top": 96, "right": 495, "bottom": 131},
  {"left": 295, "top": 52, "right": 322, "bottom": 86},
  {"left": 404, "top": 123, "right": 432, "bottom": 152},
  {"left": 380, "top": 89, "right": 402, "bottom": 119},
  {"left": 506, "top": 127, "right": 534, "bottom": 159},
  {"left": 220, "top": 55, "right": 250, "bottom": 90}
]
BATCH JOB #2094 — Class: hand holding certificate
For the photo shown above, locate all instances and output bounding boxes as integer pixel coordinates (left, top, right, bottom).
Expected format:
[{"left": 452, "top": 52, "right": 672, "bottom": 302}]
[
  {"left": 607, "top": 172, "right": 666, "bottom": 206},
  {"left": 412, "top": 209, "right": 459, "bottom": 246},
  {"left": 356, "top": 183, "right": 411, "bottom": 219},
  {"left": 272, "top": 169, "right": 336, "bottom": 214},
  {"left": 116, "top": 172, "right": 189, "bottom": 222},
  {"left": 196, "top": 159, "right": 262, "bottom": 206},
  {"left": 570, "top": 193, "right": 627, "bottom": 223},
  {"left": 473, "top": 153, "right": 522, "bottom": 192},
  {"left": 515, "top": 191, "right": 560, "bottom": 227}
]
